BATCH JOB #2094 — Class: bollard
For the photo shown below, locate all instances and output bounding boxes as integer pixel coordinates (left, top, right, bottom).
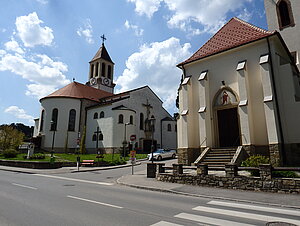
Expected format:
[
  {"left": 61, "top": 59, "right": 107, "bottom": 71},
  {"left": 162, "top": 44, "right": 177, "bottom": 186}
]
[
  {"left": 173, "top": 164, "right": 183, "bottom": 175},
  {"left": 157, "top": 163, "right": 165, "bottom": 173},
  {"left": 197, "top": 164, "right": 208, "bottom": 176},
  {"left": 147, "top": 163, "right": 157, "bottom": 178},
  {"left": 225, "top": 164, "right": 238, "bottom": 177},
  {"left": 259, "top": 164, "right": 272, "bottom": 180}
]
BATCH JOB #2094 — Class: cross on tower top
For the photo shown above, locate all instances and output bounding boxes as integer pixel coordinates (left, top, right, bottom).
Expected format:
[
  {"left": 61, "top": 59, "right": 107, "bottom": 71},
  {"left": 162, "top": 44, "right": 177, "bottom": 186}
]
[{"left": 101, "top": 34, "right": 106, "bottom": 45}]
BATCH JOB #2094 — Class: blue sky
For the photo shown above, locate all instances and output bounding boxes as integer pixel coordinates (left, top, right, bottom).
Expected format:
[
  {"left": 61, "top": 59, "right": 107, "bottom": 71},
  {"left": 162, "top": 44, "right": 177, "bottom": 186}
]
[{"left": 0, "top": 0, "right": 267, "bottom": 126}]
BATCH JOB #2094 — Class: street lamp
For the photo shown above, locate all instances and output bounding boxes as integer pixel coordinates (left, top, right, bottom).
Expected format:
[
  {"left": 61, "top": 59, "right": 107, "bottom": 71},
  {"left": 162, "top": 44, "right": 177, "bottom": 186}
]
[
  {"left": 149, "top": 116, "right": 156, "bottom": 163},
  {"left": 123, "top": 122, "right": 130, "bottom": 158}
]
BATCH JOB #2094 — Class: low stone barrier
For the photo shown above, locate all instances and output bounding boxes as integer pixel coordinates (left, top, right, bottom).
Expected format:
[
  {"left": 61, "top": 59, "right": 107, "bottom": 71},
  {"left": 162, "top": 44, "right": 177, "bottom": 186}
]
[
  {"left": 0, "top": 159, "right": 62, "bottom": 169},
  {"left": 156, "top": 164, "right": 300, "bottom": 194}
]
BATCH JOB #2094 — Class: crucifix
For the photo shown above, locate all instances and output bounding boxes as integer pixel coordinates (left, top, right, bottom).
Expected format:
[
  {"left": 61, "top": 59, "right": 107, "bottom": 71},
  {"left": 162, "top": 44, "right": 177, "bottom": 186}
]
[
  {"left": 101, "top": 34, "right": 106, "bottom": 45},
  {"left": 142, "top": 99, "right": 152, "bottom": 119},
  {"left": 94, "top": 127, "right": 102, "bottom": 153}
]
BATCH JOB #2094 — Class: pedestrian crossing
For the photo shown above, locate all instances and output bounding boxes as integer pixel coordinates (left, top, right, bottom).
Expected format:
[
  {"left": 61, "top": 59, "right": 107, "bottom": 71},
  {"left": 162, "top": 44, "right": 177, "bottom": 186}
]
[{"left": 150, "top": 200, "right": 300, "bottom": 226}]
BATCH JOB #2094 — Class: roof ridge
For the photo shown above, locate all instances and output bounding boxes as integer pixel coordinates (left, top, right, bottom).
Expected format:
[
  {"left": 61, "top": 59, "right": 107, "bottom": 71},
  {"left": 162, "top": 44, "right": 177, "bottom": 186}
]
[{"left": 233, "top": 17, "right": 273, "bottom": 34}]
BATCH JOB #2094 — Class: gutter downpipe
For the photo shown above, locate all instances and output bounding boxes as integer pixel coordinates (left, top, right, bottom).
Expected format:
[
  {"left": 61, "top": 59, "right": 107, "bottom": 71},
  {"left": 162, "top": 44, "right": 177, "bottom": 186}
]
[{"left": 267, "top": 36, "right": 286, "bottom": 165}]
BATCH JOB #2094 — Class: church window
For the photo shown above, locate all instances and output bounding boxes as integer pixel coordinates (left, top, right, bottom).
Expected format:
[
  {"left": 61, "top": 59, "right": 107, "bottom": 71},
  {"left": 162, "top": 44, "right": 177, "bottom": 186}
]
[
  {"left": 108, "top": 65, "right": 112, "bottom": 79},
  {"left": 101, "top": 63, "right": 106, "bottom": 77},
  {"left": 50, "top": 108, "right": 58, "bottom": 131},
  {"left": 291, "top": 51, "right": 298, "bottom": 64},
  {"left": 139, "top": 113, "right": 144, "bottom": 130},
  {"left": 118, "top": 114, "right": 124, "bottom": 124},
  {"left": 167, "top": 124, "right": 171, "bottom": 131},
  {"left": 68, "top": 109, "right": 76, "bottom": 131},
  {"left": 92, "top": 134, "right": 97, "bottom": 141},
  {"left": 175, "top": 125, "right": 177, "bottom": 132},
  {"left": 100, "top": 111, "right": 105, "bottom": 118},
  {"left": 95, "top": 62, "right": 99, "bottom": 77},
  {"left": 94, "top": 112, "right": 98, "bottom": 119},
  {"left": 40, "top": 109, "right": 45, "bottom": 132},
  {"left": 277, "top": 0, "right": 294, "bottom": 29},
  {"left": 130, "top": 115, "right": 133, "bottom": 124},
  {"left": 99, "top": 133, "right": 103, "bottom": 141}
]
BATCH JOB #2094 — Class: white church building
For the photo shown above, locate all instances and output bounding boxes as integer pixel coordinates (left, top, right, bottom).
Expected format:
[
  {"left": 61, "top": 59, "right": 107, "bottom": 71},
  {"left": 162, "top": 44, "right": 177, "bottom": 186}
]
[
  {"left": 33, "top": 42, "right": 177, "bottom": 154},
  {"left": 176, "top": 0, "right": 300, "bottom": 166}
]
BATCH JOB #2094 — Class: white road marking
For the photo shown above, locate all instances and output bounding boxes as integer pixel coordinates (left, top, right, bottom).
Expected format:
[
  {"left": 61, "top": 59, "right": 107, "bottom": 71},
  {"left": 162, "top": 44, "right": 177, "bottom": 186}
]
[
  {"left": 34, "top": 174, "right": 113, "bottom": 186},
  {"left": 150, "top": 221, "right": 183, "bottom": 226},
  {"left": 175, "top": 213, "right": 254, "bottom": 226},
  {"left": 193, "top": 206, "right": 300, "bottom": 225},
  {"left": 12, "top": 183, "right": 37, "bottom": 190},
  {"left": 67, "top": 195, "right": 123, "bottom": 209},
  {"left": 208, "top": 200, "right": 300, "bottom": 217}
]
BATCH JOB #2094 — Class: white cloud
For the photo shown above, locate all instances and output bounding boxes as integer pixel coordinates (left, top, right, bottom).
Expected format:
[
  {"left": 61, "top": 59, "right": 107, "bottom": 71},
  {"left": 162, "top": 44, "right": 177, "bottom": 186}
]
[
  {"left": 0, "top": 52, "right": 69, "bottom": 98},
  {"left": 116, "top": 37, "right": 191, "bottom": 112},
  {"left": 4, "top": 38, "right": 24, "bottom": 54},
  {"left": 77, "top": 19, "right": 94, "bottom": 44},
  {"left": 127, "top": 0, "right": 162, "bottom": 18},
  {"left": 124, "top": 20, "right": 144, "bottom": 37},
  {"left": 15, "top": 12, "right": 54, "bottom": 47},
  {"left": 4, "top": 106, "right": 35, "bottom": 124},
  {"left": 129, "top": 0, "right": 253, "bottom": 35}
]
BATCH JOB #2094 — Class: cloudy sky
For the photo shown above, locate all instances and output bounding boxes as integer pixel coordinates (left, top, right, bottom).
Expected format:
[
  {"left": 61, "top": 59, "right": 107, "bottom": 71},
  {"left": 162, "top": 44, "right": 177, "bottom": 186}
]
[{"left": 0, "top": 0, "right": 267, "bottom": 126}]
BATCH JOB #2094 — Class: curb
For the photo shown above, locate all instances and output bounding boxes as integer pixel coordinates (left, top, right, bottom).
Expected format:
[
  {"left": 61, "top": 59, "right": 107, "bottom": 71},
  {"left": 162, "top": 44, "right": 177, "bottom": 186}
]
[
  {"left": 116, "top": 176, "right": 300, "bottom": 210},
  {"left": 70, "top": 162, "right": 141, "bottom": 173}
]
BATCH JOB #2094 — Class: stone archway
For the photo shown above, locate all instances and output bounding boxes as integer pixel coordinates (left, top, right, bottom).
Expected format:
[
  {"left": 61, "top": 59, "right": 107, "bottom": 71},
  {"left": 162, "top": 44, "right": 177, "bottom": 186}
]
[{"left": 213, "top": 88, "right": 241, "bottom": 147}]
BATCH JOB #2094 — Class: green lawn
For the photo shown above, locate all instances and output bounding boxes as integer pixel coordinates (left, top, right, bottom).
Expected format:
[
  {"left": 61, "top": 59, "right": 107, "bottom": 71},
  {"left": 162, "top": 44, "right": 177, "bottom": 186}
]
[{"left": 0, "top": 153, "right": 147, "bottom": 163}]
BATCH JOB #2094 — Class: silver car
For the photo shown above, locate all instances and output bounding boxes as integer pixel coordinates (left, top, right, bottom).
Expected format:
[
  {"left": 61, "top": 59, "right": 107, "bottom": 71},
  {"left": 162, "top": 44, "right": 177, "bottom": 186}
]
[{"left": 148, "top": 149, "right": 177, "bottom": 161}]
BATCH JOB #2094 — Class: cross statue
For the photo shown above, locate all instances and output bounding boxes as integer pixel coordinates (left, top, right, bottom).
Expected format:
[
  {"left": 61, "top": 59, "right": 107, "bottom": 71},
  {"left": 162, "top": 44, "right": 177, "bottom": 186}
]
[
  {"left": 142, "top": 99, "right": 152, "bottom": 119},
  {"left": 101, "top": 34, "right": 106, "bottom": 44},
  {"left": 94, "top": 127, "right": 102, "bottom": 152}
]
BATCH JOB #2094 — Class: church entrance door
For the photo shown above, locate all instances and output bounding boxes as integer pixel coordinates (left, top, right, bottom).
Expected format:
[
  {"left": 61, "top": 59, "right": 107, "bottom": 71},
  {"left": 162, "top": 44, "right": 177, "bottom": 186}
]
[{"left": 217, "top": 107, "right": 241, "bottom": 147}]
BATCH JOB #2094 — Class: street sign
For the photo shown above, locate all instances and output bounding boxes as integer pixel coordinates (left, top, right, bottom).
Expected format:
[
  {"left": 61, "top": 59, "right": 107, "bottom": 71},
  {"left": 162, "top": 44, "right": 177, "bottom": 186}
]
[
  {"left": 130, "top": 150, "right": 136, "bottom": 158},
  {"left": 130, "top": 135, "right": 136, "bottom": 141}
]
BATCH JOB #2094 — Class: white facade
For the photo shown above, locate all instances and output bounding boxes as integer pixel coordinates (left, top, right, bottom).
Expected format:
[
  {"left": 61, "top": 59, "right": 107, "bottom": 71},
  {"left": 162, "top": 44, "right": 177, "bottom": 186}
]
[
  {"left": 177, "top": 18, "right": 300, "bottom": 166},
  {"left": 86, "top": 86, "right": 177, "bottom": 153}
]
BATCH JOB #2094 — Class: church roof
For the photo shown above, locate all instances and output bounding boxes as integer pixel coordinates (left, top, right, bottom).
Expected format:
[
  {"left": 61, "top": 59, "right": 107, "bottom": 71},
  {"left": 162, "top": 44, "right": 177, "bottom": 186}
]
[
  {"left": 90, "top": 43, "right": 114, "bottom": 64},
  {"left": 178, "top": 17, "right": 275, "bottom": 66},
  {"left": 40, "top": 82, "right": 112, "bottom": 102}
]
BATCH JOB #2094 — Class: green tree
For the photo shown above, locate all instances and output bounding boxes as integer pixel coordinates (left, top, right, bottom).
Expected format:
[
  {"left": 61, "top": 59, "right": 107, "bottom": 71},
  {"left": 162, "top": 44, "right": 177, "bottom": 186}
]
[
  {"left": 80, "top": 126, "right": 86, "bottom": 154},
  {"left": 0, "top": 125, "right": 24, "bottom": 150}
]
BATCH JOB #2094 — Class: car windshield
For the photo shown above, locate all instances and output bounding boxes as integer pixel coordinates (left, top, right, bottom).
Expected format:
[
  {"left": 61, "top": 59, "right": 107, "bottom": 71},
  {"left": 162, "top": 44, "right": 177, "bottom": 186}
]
[{"left": 154, "top": 149, "right": 164, "bottom": 153}]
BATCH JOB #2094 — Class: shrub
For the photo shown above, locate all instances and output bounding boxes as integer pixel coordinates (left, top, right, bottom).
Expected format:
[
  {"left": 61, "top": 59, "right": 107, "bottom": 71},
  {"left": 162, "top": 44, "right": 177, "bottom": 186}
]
[
  {"left": 241, "top": 155, "right": 270, "bottom": 176},
  {"left": 2, "top": 149, "right": 19, "bottom": 158},
  {"left": 272, "top": 171, "right": 299, "bottom": 178}
]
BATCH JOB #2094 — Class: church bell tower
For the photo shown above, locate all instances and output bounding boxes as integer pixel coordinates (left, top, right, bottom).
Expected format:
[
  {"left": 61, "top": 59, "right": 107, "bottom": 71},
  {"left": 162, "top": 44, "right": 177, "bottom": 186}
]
[
  {"left": 264, "top": 0, "right": 299, "bottom": 69},
  {"left": 87, "top": 34, "right": 115, "bottom": 93}
]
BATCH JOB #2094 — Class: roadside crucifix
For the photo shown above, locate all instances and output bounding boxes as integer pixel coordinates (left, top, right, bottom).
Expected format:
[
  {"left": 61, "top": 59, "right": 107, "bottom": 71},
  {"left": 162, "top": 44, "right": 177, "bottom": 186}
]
[{"left": 94, "top": 127, "right": 102, "bottom": 153}]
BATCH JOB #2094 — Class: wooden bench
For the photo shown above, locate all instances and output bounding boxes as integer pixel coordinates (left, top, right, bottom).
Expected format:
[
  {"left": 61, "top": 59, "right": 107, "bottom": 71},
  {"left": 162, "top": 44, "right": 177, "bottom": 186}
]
[{"left": 81, "top": 160, "right": 95, "bottom": 166}]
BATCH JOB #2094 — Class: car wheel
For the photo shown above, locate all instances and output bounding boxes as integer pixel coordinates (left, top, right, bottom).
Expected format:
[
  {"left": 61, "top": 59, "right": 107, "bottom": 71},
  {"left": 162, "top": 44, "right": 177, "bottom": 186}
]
[
  {"left": 172, "top": 154, "right": 176, "bottom": 159},
  {"left": 157, "top": 156, "right": 162, "bottom": 161}
]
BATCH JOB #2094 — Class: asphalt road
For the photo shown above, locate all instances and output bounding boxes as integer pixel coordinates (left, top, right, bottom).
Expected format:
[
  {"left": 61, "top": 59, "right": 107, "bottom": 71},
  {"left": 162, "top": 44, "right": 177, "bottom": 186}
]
[{"left": 0, "top": 162, "right": 300, "bottom": 226}]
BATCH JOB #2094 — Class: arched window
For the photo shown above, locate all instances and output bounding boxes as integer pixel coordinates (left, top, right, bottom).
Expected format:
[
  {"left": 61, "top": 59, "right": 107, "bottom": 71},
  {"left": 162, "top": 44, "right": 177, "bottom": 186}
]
[
  {"left": 130, "top": 115, "right": 133, "bottom": 124},
  {"left": 92, "top": 134, "right": 97, "bottom": 141},
  {"left": 108, "top": 65, "right": 112, "bottom": 79},
  {"left": 277, "top": 0, "right": 294, "bottom": 29},
  {"left": 94, "top": 112, "right": 98, "bottom": 119},
  {"left": 167, "top": 124, "right": 171, "bottom": 131},
  {"left": 118, "top": 114, "right": 124, "bottom": 124},
  {"left": 39, "top": 109, "right": 45, "bottom": 132},
  {"left": 99, "top": 133, "right": 103, "bottom": 141},
  {"left": 140, "top": 113, "right": 144, "bottom": 130},
  {"left": 100, "top": 111, "right": 104, "bottom": 118},
  {"left": 95, "top": 62, "right": 99, "bottom": 77},
  {"left": 101, "top": 62, "right": 106, "bottom": 77},
  {"left": 50, "top": 108, "right": 58, "bottom": 131},
  {"left": 91, "top": 64, "right": 94, "bottom": 78},
  {"left": 68, "top": 109, "right": 76, "bottom": 131}
]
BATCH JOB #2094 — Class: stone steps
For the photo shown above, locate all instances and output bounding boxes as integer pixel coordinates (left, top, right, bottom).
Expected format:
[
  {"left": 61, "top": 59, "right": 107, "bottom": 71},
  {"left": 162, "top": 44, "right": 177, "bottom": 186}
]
[{"left": 198, "top": 147, "right": 237, "bottom": 167}]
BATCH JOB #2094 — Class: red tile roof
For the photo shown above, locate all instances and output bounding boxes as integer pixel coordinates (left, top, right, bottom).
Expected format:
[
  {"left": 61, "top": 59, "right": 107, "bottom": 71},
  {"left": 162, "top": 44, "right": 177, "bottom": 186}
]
[
  {"left": 40, "top": 82, "right": 112, "bottom": 102},
  {"left": 178, "top": 17, "right": 275, "bottom": 66}
]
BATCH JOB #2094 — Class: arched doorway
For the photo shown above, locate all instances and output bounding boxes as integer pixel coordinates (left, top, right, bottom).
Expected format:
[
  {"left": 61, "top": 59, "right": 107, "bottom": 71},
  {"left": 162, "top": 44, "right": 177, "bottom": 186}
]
[{"left": 213, "top": 88, "right": 241, "bottom": 147}]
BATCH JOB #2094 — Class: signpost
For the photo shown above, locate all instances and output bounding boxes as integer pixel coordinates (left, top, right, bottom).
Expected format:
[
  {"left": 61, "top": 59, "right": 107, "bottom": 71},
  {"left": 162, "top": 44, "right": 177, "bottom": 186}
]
[{"left": 130, "top": 150, "right": 136, "bottom": 175}]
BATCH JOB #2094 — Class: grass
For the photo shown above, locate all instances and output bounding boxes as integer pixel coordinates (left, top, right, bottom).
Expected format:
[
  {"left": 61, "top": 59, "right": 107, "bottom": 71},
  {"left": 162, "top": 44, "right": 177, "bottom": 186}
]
[{"left": 0, "top": 153, "right": 147, "bottom": 163}]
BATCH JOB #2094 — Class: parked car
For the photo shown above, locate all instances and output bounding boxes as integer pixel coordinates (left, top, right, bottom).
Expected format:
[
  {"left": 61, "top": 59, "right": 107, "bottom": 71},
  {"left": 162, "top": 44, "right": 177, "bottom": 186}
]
[{"left": 147, "top": 149, "right": 177, "bottom": 161}]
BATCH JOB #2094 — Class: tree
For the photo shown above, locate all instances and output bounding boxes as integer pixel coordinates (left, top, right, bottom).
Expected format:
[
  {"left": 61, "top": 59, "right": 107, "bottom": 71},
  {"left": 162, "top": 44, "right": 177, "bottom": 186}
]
[{"left": 0, "top": 125, "right": 24, "bottom": 151}]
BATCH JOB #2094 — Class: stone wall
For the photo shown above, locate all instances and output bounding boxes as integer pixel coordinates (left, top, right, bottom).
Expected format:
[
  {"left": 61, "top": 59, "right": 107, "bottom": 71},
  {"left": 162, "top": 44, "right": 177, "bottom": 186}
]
[
  {"left": 156, "top": 164, "right": 300, "bottom": 194},
  {"left": 177, "top": 148, "right": 200, "bottom": 165}
]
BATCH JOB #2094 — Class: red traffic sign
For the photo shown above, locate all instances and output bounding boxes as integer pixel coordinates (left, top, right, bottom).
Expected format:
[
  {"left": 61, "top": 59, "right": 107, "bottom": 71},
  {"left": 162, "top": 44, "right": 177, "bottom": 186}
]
[{"left": 130, "top": 135, "right": 136, "bottom": 141}]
